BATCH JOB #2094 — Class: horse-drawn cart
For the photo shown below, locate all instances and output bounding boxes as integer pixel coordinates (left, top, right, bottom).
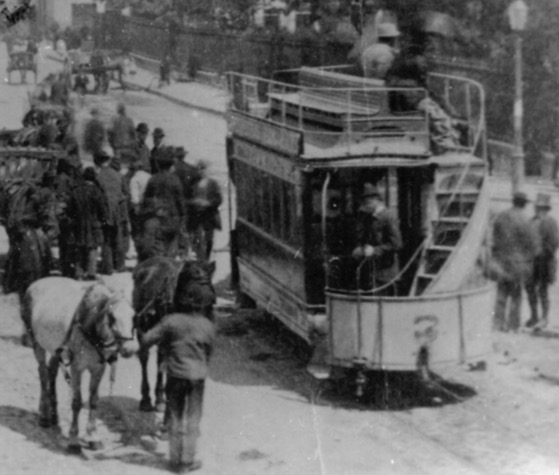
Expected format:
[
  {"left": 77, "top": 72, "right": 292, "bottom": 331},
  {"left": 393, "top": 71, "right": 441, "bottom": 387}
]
[
  {"left": 7, "top": 51, "right": 37, "bottom": 84},
  {"left": 67, "top": 49, "right": 124, "bottom": 94},
  {"left": 0, "top": 147, "right": 63, "bottom": 185}
]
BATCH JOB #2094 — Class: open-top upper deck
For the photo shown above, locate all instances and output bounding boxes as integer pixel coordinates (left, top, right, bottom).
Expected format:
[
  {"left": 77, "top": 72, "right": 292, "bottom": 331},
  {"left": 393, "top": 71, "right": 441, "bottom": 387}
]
[{"left": 227, "top": 66, "right": 487, "bottom": 162}]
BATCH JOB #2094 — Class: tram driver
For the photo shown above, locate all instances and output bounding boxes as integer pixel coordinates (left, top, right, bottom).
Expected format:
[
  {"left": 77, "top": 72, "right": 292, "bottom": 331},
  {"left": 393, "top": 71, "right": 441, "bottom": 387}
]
[{"left": 351, "top": 183, "right": 403, "bottom": 296}]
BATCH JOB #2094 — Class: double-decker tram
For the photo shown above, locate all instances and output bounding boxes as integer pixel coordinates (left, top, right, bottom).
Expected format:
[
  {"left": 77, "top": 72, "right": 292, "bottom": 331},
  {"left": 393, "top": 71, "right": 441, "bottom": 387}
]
[{"left": 226, "top": 64, "right": 495, "bottom": 394}]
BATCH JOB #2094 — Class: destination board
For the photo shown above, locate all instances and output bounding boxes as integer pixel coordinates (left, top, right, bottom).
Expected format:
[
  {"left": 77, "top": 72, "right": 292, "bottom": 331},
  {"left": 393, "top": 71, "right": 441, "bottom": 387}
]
[
  {"left": 228, "top": 112, "right": 303, "bottom": 157},
  {"left": 233, "top": 139, "right": 302, "bottom": 185}
]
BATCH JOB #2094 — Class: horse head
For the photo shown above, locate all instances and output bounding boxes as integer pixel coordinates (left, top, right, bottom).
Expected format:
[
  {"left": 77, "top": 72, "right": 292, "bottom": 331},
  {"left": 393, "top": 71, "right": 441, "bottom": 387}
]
[
  {"left": 174, "top": 259, "right": 217, "bottom": 318},
  {"left": 78, "top": 283, "right": 138, "bottom": 361}
]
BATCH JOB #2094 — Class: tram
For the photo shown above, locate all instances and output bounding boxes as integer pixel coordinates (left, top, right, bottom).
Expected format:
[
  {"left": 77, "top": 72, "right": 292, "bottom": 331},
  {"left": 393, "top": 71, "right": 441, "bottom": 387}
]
[{"left": 226, "top": 65, "right": 495, "bottom": 391}]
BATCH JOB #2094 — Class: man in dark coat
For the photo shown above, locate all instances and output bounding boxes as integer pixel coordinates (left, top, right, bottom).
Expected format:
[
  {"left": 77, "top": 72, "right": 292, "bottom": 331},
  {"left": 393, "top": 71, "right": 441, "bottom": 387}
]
[
  {"left": 525, "top": 193, "right": 559, "bottom": 329},
  {"left": 492, "top": 191, "right": 541, "bottom": 332},
  {"left": 67, "top": 167, "right": 108, "bottom": 280},
  {"left": 150, "top": 127, "right": 166, "bottom": 174},
  {"left": 36, "top": 112, "right": 59, "bottom": 149},
  {"left": 53, "top": 157, "right": 81, "bottom": 277},
  {"left": 83, "top": 108, "right": 105, "bottom": 158},
  {"left": 108, "top": 103, "right": 136, "bottom": 168},
  {"left": 50, "top": 73, "right": 69, "bottom": 106},
  {"left": 190, "top": 160, "right": 222, "bottom": 261},
  {"left": 139, "top": 281, "right": 215, "bottom": 473},
  {"left": 95, "top": 152, "right": 129, "bottom": 274},
  {"left": 2, "top": 179, "right": 55, "bottom": 298},
  {"left": 174, "top": 147, "right": 199, "bottom": 254},
  {"left": 138, "top": 147, "right": 186, "bottom": 262},
  {"left": 351, "top": 183, "right": 402, "bottom": 295},
  {"left": 134, "top": 122, "right": 151, "bottom": 172}
]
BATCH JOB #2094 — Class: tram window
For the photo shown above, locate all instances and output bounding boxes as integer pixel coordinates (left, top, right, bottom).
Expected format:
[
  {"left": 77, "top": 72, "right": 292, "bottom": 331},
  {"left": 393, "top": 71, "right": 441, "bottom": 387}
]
[
  {"left": 235, "top": 162, "right": 247, "bottom": 220},
  {"left": 244, "top": 165, "right": 254, "bottom": 223},
  {"left": 270, "top": 176, "right": 282, "bottom": 237},
  {"left": 233, "top": 160, "right": 303, "bottom": 247},
  {"left": 262, "top": 173, "right": 272, "bottom": 233},
  {"left": 253, "top": 168, "right": 263, "bottom": 228},
  {"left": 282, "top": 181, "right": 292, "bottom": 243}
]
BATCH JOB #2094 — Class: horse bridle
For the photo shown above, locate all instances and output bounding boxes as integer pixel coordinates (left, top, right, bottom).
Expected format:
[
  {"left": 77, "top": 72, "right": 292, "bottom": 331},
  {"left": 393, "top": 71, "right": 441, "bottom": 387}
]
[{"left": 82, "top": 299, "right": 135, "bottom": 364}]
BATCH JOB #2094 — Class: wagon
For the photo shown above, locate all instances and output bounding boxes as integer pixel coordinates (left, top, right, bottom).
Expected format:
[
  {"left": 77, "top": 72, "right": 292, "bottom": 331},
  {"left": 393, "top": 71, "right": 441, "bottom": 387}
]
[
  {"left": 67, "top": 49, "right": 122, "bottom": 94},
  {"left": 7, "top": 51, "right": 37, "bottom": 84},
  {"left": 0, "top": 147, "right": 64, "bottom": 187}
]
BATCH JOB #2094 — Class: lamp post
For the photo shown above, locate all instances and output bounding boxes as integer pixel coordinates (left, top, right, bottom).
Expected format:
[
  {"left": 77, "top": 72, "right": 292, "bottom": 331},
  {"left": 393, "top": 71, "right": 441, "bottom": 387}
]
[
  {"left": 95, "top": 0, "right": 106, "bottom": 48},
  {"left": 507, "top": 0, "right": 528, "bottom": 194}
]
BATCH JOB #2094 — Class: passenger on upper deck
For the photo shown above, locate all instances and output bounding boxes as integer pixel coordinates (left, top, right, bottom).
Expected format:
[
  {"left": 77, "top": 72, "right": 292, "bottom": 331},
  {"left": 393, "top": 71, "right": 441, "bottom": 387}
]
[
  {"left": 360, "top": 22, "right": 400, "bottom": 80},
  {"left": 385, "top": 42, "right": 461, "bottom": 154},
  {"left": 351, "top": 183, "right": 402, "bottom": 295}
]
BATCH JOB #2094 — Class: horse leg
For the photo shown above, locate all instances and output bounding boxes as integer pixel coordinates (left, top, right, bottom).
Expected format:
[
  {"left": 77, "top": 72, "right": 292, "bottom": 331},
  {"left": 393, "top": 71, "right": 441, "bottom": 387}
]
[
  {"left": 67, "top": 367, "right": 83, "bottom": 454},
  {"left": 139, "top": 348, "right": 153, "bottom": 411},
  {"left": 155, "top": 348, "right": 166, "bottom": 413},
  {"left": 33, "top": 344, "right": 52, "bottom": 428},
  {"left": 47, "top": 355, "right": 59, "bottom": 427},
  {"left": 86, "top": 364, "right": 106, "bottom": 451}
]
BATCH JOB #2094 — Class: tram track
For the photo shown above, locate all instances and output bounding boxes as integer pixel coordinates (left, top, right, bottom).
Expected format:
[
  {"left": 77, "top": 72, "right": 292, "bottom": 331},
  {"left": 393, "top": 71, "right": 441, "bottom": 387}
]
[{"left": 379, "top": 370, "right": 559, "bottom": 475}]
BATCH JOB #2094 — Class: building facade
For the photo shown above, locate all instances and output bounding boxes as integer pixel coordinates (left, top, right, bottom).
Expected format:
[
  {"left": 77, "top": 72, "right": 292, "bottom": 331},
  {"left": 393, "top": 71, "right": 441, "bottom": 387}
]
[{"left": 34, "top": 0, "right": 96, "bottom": 31}]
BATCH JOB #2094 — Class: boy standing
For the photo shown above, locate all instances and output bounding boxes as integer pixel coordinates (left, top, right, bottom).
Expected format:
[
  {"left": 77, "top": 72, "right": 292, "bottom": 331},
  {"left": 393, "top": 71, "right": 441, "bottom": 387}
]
[{"left": 139, "top": 289, "right": 215, "bottom": 473}]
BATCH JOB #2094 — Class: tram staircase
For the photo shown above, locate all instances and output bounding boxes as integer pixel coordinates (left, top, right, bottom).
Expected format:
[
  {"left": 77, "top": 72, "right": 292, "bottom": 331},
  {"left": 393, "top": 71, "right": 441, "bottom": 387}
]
[{"left": 410, "top": 157, "right": 490, "bottom": 296}]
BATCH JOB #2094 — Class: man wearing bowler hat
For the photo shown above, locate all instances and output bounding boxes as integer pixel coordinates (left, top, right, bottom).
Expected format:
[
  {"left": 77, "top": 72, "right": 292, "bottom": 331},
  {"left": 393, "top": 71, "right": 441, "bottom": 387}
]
[
  {"left": 492, "top": 191, "right": 540, "bottom": 332},
  {"left": 525, "top": 193, "right": 559, "bottom": 329},
  {"left": 351, "top": 182, "right": 402, "bottom": 295}
]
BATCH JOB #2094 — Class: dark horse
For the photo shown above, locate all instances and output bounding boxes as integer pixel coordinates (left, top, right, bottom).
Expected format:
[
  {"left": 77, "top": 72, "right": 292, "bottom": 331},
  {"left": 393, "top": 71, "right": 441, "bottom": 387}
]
[
  {"left": 0, "top": 179, "right": 56, "bottom": 304},
  {"left": 132, "top": 256, "right": 216, "bottom": 412}
]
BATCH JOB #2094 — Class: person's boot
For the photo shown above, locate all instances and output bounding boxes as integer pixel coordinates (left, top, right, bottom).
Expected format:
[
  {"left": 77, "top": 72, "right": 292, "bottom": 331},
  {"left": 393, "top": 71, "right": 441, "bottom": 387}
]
[{"left": 525, "top": 316, "right": 539, "bottom": 328}]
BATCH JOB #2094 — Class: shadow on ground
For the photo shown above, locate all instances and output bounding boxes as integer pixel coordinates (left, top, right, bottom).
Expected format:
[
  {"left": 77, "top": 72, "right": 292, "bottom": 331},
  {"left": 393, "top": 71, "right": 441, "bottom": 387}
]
[
  {"left": 0, "top": 406, "right": 67, "bottom": 454},
  {"left": 213, "top": 309, "right": 477, "bottom": 412},
  {"left": 0, "top": 401, "right": 167, "bottom": 470},
  {"left": 92, "top": 396, "right": 167, "bottom": 470}
]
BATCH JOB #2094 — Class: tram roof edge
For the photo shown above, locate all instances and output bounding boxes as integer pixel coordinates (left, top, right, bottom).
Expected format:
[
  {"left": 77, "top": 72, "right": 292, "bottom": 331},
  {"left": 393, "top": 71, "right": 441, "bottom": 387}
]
[{"left": 299, "top": 149, "right": 483, "bottom": 169}]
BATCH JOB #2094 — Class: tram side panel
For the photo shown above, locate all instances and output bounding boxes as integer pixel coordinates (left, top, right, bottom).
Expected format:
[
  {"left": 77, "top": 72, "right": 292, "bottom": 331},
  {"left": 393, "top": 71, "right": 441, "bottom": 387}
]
[{"left": 230, "top": 139, "right": 316, "bottom": 339}]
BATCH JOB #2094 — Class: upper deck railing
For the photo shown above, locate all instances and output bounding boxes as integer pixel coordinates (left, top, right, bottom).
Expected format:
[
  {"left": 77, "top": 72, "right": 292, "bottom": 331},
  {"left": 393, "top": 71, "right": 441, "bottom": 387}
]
[{"left": 227, "top": 67, "right": 487, "bottom": 160}]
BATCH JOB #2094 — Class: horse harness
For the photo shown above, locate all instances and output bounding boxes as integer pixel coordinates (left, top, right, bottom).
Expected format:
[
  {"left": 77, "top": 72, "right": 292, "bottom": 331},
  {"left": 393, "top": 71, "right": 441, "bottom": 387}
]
[{"left": 58, "top": 285, "right": 134, "bottom": 373}]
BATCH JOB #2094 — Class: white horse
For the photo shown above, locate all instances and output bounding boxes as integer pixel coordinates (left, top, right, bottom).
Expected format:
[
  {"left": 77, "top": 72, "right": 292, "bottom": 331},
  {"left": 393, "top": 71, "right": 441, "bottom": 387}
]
[{"left": 21, "top": 276, "right": 139, "bottom": 453}]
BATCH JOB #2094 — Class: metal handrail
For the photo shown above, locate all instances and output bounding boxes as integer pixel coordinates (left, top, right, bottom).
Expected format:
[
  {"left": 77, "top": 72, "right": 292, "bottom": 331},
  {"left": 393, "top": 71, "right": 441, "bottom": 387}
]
[
  {"left": 228, "top": 71, "right": 433, "bottom": 144},
  {"left": 427, "top": 72, "right": 487, "bottom": 159}
]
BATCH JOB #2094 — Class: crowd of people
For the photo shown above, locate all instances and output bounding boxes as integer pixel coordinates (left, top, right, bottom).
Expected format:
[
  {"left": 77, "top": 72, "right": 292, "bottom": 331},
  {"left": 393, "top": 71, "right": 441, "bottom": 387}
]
[
  {"left": 62, "top": 102, "right": 224, "bottom": 280},
  {"left": 5, "top": 99, "right": 223, "bottom": 291}
]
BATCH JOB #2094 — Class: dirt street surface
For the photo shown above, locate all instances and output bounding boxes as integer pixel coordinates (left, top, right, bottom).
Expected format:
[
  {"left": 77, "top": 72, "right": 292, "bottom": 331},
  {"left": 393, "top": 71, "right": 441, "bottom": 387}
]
[{"left": 2, "top": 44, "right": 559, "bottom": 475}]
